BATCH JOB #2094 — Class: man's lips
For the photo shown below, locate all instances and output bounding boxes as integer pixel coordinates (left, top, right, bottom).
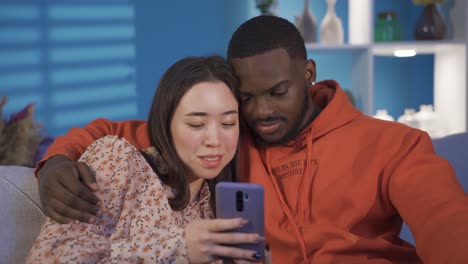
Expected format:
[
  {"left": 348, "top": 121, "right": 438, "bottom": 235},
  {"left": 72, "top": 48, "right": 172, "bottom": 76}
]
[{"left": 256, "top": 121, "right": 281, "bottom": 134}]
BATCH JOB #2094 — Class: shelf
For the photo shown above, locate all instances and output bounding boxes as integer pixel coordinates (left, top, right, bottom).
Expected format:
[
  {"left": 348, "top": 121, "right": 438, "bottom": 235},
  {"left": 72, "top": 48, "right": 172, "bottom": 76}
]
[
  {"left": 372, "top": 41, "right": 466, "bottom": 56},
  {"left": 305, "top": 43, "right": 369, "bottom": 51},
  {"left": 305, "top": 41, "right": 465, "bottom": 56},
  {"left": 301, "top": 0, "right": 467, "bottom": 135}
]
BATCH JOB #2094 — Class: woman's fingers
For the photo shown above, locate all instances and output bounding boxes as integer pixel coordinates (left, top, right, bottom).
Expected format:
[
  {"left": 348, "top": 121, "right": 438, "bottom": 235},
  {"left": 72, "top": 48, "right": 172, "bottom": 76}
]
[
  {"left": 210, "top": 245, "right": 261, "bottom": 261},
  {"left": 208, "top": 232, "right": 262, "bottom": 245},
  {"left": 186, "top": 218, "right": 264, "bottom": 263},
  {"left": 233, "top": 260, "right": 252, "bottom": 264},
  {"left": 206, "top": 218, "right": 247, "bottom": 232}
]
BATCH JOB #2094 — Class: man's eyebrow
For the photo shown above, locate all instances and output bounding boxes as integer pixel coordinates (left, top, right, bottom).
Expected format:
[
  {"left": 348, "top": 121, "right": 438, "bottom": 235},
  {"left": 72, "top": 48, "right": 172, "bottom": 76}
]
[{"left": 184, "top": 110, "right": 238, "bottom": 117}]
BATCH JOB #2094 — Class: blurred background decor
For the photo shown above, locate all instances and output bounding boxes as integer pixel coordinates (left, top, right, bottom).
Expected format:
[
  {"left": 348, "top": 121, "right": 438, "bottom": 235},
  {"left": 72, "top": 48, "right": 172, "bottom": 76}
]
[
  {"left": 373, "top": 104, "right": 445, "bottom": 139},
  {"left": 0, "top": 1, "right": 466, "bottom": 140},
  {"left": 256, "top": 0, "right": 278, "bottom": 15},
  {"left": 374, "top": 11, "right": 402, "bottom": 42},
  {"left": 0, "top": 96, "right": 53, "bottom": 167},
  {"left": 320, "top": 0, "right": 344, "bottom": 44},
  {"left": 412, "top": 0, "right": 447, "bottom": 40},
  {"left": 295, "top": 0, "right": 317, "bottom": 43}
]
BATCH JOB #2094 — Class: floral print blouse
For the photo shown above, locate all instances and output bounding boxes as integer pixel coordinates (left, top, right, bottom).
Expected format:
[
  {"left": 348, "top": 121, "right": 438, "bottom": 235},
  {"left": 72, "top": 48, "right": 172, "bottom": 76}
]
[{"left": 27, "top": 135, "right": 215, "bottom": 263}]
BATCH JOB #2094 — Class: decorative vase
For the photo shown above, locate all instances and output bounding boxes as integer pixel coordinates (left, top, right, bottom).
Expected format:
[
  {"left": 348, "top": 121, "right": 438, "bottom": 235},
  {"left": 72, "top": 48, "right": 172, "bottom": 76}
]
[
  {"left": 374, "top": 11, "right": 402, "bottom": 42},
  {"left": 295, "top": 0, "right": 317, "bottom": 43},
  {"left": 413, "top": 4, "right": 446, "bottom": 40},
  {"left": 320, "top": 0, "right": 344, "bottom": 44},
  {"left": 255, "top": 0, "right": 277, "bottom": 15}
]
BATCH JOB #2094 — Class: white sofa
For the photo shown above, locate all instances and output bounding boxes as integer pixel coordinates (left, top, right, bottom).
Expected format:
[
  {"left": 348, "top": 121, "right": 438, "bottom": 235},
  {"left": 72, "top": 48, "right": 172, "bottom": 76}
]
[{"left": 0, "top": 166, "right": 46, "bottom": 264}]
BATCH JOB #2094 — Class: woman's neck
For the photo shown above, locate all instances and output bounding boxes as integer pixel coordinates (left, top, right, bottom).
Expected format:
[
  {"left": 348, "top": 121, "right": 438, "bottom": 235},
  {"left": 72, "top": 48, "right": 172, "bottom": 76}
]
[{"left": 189, "top": 178, "right": 205, "bottom": 203}]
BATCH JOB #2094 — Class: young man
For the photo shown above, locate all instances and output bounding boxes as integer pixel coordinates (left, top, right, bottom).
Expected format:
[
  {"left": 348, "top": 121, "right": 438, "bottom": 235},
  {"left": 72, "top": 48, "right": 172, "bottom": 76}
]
[{"left": 37, "top": 16, "right": 468, "bottom": 263}]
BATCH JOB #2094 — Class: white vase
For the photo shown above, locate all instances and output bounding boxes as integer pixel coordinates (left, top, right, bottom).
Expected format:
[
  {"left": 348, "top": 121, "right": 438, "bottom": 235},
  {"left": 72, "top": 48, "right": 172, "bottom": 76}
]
[
  {"left": 320, "top": 0, "right": 344, "bottom": 44},
  {"left": 295, "top": 0, "right": 317, "bottom": 43},
  {"left": 373, "top": 109, "right": 395, "bottom": 121}
]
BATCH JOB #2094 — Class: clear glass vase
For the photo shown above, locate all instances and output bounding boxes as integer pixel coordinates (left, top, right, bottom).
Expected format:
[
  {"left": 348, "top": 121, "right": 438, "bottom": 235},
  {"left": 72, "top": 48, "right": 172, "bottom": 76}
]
[{"left": 320, "top": 0, "right": 344, "bottom": 44}]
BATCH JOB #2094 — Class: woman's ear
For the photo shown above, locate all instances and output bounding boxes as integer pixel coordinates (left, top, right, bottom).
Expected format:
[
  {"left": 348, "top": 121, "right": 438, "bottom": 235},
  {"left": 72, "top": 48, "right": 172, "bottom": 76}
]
[{"left": 305, "top": 59, "right": 317, "bottom": 84}]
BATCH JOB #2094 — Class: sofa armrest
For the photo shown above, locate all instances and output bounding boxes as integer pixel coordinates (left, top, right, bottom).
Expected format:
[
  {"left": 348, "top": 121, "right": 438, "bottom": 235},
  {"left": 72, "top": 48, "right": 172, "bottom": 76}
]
[{"left": 0, "top": 166, "right": 46, "bottom": 264}]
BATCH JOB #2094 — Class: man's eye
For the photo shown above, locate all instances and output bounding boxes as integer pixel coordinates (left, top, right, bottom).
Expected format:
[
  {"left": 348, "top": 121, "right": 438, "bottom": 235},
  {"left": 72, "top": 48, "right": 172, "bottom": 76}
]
[
  {"left": 271, "top": 88, "right": 287, "bottom": 96},
  {"left": 240, "top": 95, "right": 251, "bottom": 102}
]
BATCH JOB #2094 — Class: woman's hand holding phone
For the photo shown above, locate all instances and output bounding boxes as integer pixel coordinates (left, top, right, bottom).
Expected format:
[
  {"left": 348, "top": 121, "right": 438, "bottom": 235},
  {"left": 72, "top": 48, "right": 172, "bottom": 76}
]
[{"left": 185, "top": 218, "right": 263, "bottom": 263}]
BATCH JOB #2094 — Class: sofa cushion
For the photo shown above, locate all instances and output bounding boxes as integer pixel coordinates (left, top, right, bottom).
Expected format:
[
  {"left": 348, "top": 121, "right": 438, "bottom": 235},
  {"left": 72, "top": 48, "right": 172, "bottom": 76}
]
[{"left": 0, "top": 166, "right": 46, "bottom": 264}]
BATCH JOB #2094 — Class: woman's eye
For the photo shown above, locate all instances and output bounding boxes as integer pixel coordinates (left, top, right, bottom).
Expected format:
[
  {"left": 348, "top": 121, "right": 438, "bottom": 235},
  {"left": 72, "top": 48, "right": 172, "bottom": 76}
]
[
  {"left": 222, "top": 122, "right": 236, "bottom": 127},
  {"left": 188, "top": 123, "right": 204, "bottom": 128}
]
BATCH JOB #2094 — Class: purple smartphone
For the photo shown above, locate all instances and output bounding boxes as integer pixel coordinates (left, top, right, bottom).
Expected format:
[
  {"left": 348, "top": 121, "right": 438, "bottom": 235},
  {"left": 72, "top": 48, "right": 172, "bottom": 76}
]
[{"left": 215, "top": 182, "right": 265, "bottom": 260}]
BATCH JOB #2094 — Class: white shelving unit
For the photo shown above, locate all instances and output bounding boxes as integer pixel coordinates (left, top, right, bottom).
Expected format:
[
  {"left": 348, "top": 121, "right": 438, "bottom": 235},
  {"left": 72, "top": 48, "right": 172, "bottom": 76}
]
[{"left": 307, "top": 0, "right": 468, "bottom": 136}]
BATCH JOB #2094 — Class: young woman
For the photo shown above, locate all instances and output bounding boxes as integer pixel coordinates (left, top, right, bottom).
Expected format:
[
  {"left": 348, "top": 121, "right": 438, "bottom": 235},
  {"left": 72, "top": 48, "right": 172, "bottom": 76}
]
[{"left": 27, "top": 56, "right": 262, "bottom": 263}]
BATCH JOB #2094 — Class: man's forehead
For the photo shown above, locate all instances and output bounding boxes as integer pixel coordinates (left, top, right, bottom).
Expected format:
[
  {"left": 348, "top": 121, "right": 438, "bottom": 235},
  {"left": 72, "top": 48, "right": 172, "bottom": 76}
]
[
  {"left": 231, "top": 48, "right": 291, "bottom": 67},
  {"left": 238, "top": 79, "right": 289, "bottom": 96}
]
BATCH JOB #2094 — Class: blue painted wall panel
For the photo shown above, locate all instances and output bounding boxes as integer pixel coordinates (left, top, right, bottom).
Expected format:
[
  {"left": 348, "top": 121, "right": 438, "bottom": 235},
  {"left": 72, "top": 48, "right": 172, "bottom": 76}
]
[{"left": 0, "top": 0, "right": 435, "bottom": 140}]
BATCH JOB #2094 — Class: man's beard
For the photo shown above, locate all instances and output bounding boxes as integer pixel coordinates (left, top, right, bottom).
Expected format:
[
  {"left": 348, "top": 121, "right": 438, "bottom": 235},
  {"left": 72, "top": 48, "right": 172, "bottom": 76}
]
[
  {"left": 277, "top": 92, "right": 311, "bottom": 143},
  {"left": 255, "top": 91, "right": 311, "bottom": 146}
]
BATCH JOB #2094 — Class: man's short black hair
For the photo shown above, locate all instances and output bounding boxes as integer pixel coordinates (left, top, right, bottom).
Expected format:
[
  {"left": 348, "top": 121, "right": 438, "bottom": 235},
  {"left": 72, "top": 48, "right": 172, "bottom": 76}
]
[{"left": 227, "top": 15, "right": 306, "bottom": 61}]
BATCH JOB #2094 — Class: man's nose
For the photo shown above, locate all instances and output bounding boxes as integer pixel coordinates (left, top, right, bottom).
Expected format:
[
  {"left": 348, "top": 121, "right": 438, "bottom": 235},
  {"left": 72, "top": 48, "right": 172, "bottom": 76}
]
[{"left": 253, "top": 97, "right": 274, "bottom": 120}]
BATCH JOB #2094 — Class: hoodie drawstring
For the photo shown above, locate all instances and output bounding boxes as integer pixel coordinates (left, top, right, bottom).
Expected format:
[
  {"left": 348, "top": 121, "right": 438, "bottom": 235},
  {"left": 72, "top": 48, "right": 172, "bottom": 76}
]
[
  {"left": 298, "top": 128, "right": 314, "bottom": 227},
  {"left": 265, "top": 127, "right": 314, "bottom": 262}
]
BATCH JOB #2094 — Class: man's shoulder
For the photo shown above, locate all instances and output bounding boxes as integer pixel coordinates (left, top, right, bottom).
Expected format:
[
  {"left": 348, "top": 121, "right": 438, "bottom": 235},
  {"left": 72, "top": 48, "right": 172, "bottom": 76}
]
[
  {"left": 344, "top": 114, "right": 427, "bottom": 147},
  {"left": 355, "top": 114, "right": 420, "bottom": 134}
]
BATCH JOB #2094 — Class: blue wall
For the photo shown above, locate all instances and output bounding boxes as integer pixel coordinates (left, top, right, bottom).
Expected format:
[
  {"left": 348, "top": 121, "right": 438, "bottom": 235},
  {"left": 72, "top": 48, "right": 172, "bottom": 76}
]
[
  {"left": 134, "top": 0, "right": 252, "bottom": 119},
  {"left": 374, "top": 55, "right": 434, "bottom": 119},
  {"left": 1, "top": 0, "right": 442, "bottom": 138}
]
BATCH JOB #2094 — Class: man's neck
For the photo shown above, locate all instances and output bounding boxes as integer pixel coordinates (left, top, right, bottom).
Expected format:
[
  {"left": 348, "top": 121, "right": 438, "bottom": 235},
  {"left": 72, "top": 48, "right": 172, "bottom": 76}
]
[{"left": 297, "top": 101, "right": 322, "bottom": 134}]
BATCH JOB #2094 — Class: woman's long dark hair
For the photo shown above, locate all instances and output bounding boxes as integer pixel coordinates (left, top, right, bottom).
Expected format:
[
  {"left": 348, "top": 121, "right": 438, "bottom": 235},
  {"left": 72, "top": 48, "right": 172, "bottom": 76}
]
[{"left": 146, "top": 55, "right": 239, "bottom": 211}]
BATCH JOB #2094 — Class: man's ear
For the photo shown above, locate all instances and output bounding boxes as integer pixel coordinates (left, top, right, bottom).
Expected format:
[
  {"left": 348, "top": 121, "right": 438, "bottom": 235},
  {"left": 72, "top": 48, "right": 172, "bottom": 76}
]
[{"left": 305, "top": 59, "right": 317, "bottom": 84}]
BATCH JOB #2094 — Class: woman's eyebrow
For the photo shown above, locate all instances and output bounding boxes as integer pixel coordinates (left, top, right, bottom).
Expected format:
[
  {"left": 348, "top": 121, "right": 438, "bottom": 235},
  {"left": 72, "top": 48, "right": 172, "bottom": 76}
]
[
  {"left": 184, "top": 110, "right": 238, "bottom": 117},
  {"left": 185, "top": 112, "right": 206, "bottom": 117},
  {"left": 222, "top": 110, "right": 238, "bottom": 115}
]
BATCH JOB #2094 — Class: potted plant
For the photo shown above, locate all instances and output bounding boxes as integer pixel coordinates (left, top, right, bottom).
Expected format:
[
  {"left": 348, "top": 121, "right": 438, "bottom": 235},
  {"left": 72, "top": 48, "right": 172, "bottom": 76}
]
[{"left": 0, "top": 96, "right": 53, "bottom": 167}]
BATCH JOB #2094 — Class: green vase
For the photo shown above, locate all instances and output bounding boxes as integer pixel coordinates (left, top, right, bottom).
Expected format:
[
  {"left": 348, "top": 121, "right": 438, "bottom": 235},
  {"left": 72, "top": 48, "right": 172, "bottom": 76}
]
[{"left": 374, "top": 11, "right": 402, "bottom": 42}]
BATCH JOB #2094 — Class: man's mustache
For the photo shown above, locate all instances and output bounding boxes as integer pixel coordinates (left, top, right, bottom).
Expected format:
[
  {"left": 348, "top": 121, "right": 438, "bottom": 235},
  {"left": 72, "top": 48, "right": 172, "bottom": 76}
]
[{"left": 254, "top": 116, "right": 286, "bottom": 124}]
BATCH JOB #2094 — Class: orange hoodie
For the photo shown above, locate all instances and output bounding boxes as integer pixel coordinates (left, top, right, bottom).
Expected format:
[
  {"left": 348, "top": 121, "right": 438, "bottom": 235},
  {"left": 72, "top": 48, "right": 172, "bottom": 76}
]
[
  {"left": 238, "top": 81, "right": 468, "bottom": 263},
  {"left": 39, "top": 81, "right": 468, "bottom": 264}
]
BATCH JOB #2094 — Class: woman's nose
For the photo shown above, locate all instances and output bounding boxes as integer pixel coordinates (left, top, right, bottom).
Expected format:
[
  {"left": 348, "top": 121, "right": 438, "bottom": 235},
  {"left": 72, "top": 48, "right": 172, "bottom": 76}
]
[{"left": 204, "top": 124, "right": 221, "bottom": 147}]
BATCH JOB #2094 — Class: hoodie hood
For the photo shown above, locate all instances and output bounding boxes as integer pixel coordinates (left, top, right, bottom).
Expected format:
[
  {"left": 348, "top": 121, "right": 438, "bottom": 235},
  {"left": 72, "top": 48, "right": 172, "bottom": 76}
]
[
  {"left": 308, "top": 80, "right": 362, "bottom": 139},
  {"left": 261, "top": 79, "right": 362, "bottom": 146}
]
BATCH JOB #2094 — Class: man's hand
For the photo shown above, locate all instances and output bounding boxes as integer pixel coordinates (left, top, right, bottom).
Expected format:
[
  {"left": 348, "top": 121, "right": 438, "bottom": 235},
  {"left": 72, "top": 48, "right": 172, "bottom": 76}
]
[{"left": 37, "top": 155, "right": 101, "bottom": 224}]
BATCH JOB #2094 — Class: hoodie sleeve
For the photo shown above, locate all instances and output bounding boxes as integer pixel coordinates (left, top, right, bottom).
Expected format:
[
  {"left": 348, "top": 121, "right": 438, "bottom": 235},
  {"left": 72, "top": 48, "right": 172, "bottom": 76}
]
[
  {"left": 35, "top": 118, "right": 148, "bottom": 175},
  {"left": 388, "top": 131, "right": 468, "bottom": 264}
]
